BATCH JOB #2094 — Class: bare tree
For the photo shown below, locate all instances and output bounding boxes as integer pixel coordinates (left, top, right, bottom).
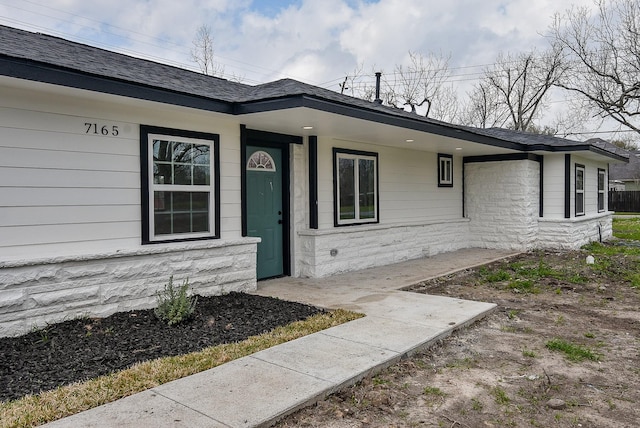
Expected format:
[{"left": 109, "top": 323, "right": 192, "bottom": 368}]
[
  {"left": 460, "top": 81, "right": 511, "bottom": 128},
  {"left": 550, "top": 0, "right": 640, "bottom": 134},
  {"left": 191, "top": 24, "right": 225, "bottom": 77},
  {"left": 381, "top": 51, "right": 455, "bottom": 119},
  {"left": 339, "top": 63, "right": 376, "bottom": 99},
  {"left": 465, "top": 48, "right": 566, "bottom": 131}
]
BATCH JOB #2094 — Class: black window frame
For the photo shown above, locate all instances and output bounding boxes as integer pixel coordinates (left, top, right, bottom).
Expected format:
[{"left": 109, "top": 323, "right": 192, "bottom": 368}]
[
  {"left": 575, "top": 163, "right": 585, "bottom": 217},
  {"left": 333, "top": 148, "right": 379, "bottom": 227},
  {"left": 598, "top": 168, "right": 606, "bottom": 213},
  {"left": 140, "top": 125, "right": 220, "bottom": 244},
  {"left": 438, "top": 153, "right": 453, "bottom": 187}
]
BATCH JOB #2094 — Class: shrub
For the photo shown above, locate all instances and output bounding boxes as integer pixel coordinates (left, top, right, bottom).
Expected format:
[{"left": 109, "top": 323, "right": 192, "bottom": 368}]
[{"left": 154, "top": 276, "right": 198, "bottom": 326}]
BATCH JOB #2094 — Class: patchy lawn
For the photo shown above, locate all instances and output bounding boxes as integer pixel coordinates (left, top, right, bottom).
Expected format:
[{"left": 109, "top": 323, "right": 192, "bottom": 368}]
[{"left": 277, "top": 243, "right": 640, "bottom": 427}]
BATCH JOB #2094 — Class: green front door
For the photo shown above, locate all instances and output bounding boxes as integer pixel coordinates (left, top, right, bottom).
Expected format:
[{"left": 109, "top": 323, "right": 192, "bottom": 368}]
[{"left": 246, "top": 146, "right": 284, "bottom": 279}]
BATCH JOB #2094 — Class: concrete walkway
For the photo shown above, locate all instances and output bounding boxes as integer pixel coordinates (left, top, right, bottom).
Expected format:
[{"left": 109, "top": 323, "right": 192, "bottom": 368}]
[{"left": 44, "top": 248, "right": 517, "bottom": 428}]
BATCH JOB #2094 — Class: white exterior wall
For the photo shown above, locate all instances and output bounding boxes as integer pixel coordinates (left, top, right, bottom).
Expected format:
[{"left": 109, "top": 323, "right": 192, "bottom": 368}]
[
  {"left": 297, "top": 219, "right": 470, "bottom": 277},
  {"left": 0, "top": 80, "right": 258, "bottom": 336},
  {"left": 295, "top": 137, "right": 466, "bottom": 277},
  {"left": 538, "top": 214, "right": 612, "bottom": 250},
  {"left": 542, "top": 154, "right": 566, "bottom": 218},
  {"left": 0, "top": 239, "right": 258, "bottom": 337},
  {"left": 315, "top": 137, "right": 463, "bottom": 228},
  {"left": 538, "top": 153, "right": 613, "bottom": 248},
  {"left": 465, "top": 160, "right": 540, "bottom": 250},
  {"left": 290, "top": 141, "right": 308, "bottom": 277}
]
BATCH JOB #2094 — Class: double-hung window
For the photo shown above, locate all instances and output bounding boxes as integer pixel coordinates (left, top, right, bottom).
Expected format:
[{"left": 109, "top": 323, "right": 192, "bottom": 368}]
[
  {"left": 575, "top": 164, "right": 585, "bottom": 216},
  {"left": 438, "top": 154, "right": 453, "bottom": 187},
  {"left": 598, "top": 168, "right": 606, "bottom": 212},
  {"left": 334, "top": 148, "right": 378, "bottom": 226},
  {"left": 141, "top": 125, "right": 220, "bottom": 243}
]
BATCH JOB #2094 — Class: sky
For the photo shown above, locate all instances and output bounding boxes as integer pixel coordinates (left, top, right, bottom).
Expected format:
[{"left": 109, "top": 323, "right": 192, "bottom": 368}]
[{"left": 3, "top": 0, "right": 628, "bottom": 140}]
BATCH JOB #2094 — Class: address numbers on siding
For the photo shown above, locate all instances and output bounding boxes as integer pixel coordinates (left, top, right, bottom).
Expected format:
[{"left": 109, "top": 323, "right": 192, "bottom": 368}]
[{"left": 85, "top": 122, "right": 119, "bottom": 136}]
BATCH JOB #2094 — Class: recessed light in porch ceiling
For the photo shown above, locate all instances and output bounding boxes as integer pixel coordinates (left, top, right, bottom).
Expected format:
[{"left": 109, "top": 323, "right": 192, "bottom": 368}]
[
  {"left": 455, "top": 147, "right": 463, "bottom": 150},
  {"left": 302, "top": 126, "right": 314, "bottom": 130},
  {"left": 405, "top": 139, "right": 414, "bottom": 143}
]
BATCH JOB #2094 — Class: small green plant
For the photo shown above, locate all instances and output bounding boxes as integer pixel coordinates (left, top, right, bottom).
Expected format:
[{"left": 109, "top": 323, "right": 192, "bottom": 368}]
[
  {"left": 424, "top": 386, "right": 446, "bottom": 397},
  {"left": 584, "top": 332, "right": 595, "bottom": 338},
  {"left": 507, "top": 309, "right": 518, "bottom": 320},
  {"left": 545, "top": 338, "right": 600, "bottom": 362},
  {"left": 492, "top": 386, "right": 510, "bottom": 405},
  {"left": 154, "top": 276, "right": 198, "bottom": 326},
  {"left": 471, "top": 397, "right": 483, "bottom": 411},
  {"left": 372, "top": 376, "right": 389, "bottom": 385},
  {"left": 522, "top": 348, "right": 536, "bottom": 358},
  {"left": 507, "top": 279, "right": 538, "bottom": 293},
  {"left": 481, "top": 268, "right": 511, "bottom": 283}
]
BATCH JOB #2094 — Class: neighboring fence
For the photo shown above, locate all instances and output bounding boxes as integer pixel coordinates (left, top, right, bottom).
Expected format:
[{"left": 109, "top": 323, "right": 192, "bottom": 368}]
[{"left": 609, "top": 190, "right": 640, "bottom": 212}]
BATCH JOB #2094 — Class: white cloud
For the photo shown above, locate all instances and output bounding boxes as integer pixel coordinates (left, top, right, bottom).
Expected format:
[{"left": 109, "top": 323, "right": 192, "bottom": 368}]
[{"left": 1, "top": 0, "right": 614, "bottom": 136}]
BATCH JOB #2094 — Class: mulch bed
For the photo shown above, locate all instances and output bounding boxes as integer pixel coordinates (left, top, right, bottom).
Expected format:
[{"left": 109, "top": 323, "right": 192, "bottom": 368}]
[{"left": 0, "top": 292, "right": 323, "bottom": 402}]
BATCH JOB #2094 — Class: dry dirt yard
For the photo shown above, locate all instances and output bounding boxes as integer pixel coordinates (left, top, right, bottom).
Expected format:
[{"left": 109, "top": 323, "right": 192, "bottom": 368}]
[{"left": 277, "top": 246, "right": 640, "bottom": 428}]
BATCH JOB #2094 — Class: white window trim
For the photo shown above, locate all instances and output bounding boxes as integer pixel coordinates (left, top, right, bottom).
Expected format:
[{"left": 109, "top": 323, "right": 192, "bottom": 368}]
[
  {"left": 148, "top": 133, "right": 216, "bottom": 241},
  {"left": 438, "top": 154, "right": 453, "bottom": 187},
  {"left": 598, "top": 169, "right": 606, "bottom": 213},
  {"left": 575, "top": 164, "right": 585, "bottom": 217},
  {"left": 335, "top": 151, "right": 378, "bottom": 226}
]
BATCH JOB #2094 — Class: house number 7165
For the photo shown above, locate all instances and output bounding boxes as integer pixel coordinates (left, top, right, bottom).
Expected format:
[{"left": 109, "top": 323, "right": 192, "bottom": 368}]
[{"left": 84, "top": 123, "right": 119, "bottom": 136}]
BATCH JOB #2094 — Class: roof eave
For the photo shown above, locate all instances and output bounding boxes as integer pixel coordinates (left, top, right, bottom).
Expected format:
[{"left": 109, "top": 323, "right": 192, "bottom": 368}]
[
  {"left": 235, "top": 94, "right": 528, "bottom": 152},
  {"left": 0, "top": 55, "right": 234, "bottom": 114}
]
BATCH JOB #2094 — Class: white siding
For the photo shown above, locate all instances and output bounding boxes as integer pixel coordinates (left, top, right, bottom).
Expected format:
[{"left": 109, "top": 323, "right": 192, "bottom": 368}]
[
  {"left": 542, "top": 154, "right": 566, "bottom": 218},
  {"left": 0, "top": 83, "right": 243, "bottom": 261},
  {"left": 542, "top": 153, "right": 611, "bottom": 220},
  {"left": 315, "top": 136, "right": 463, "bottom": 229},
  {"left": 0, "top": 81, "right": 254, "bottom": 336}
]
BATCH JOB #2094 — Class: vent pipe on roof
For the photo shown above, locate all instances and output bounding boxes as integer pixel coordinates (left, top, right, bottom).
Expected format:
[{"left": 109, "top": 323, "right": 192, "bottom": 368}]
[{"left": 374, "top": 72, "right": 382, "bottom": 104}]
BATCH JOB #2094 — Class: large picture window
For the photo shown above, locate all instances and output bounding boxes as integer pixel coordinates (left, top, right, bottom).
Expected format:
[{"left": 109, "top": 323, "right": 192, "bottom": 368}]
[
  {"left": 333, "top": 148, "right": 378, "bottom": 226},
  {"left": 141, "top": 125, "right": 220, "bottom": 243},
  {"left": 598, "top": 168, "right": 606, "bottom": 212},
  {"left": 575, "top": 164, "right": 585, "bottom": 217}
]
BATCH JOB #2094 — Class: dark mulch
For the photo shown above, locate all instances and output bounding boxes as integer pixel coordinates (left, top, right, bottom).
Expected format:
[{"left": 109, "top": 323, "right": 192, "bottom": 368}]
[{"left": 0, "top": 292, "right": 323, "bottom": 402}]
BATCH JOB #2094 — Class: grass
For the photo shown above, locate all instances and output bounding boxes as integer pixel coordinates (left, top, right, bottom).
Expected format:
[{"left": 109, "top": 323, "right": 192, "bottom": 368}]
[
  {"left": 0, "top": 309, "right": 362, "bottom": 428},
  {"left": 613, "top": 217, "right": 640, "bottom": 240},
  {"left": 423, "top": 386, "right": 447, "bottom": 397},
  {"left": 545, "top": 338, "right": 600, "bottom": 362},
  {"left": 492, "top": 386, "right": 511, "bottom": 405}
]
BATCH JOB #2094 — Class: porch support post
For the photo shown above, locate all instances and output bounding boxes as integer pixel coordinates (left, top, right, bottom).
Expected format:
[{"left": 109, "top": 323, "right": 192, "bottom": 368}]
[
  {"left": 308, "top": 135, "right": 318, "bottom": 229},
  {"left": 564, "top": 154, "right": 571, "bottom": 219}
]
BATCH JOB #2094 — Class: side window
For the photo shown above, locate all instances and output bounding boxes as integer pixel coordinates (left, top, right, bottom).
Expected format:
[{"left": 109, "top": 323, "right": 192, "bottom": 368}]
[
  {"left": 334, "top": 148, "right": 378, "bottom": 226},
  {"left": 575, "top": 164, "right": 585, "bottom": 216},
  {"left": 438, "top": 154, "right": 453, "bottom": 187},
  {"left": 598, "top": 168, "right": 606, "bottom": 212},
  {"left": 141, "top": 125, "right": 219, "bottom": 243}
]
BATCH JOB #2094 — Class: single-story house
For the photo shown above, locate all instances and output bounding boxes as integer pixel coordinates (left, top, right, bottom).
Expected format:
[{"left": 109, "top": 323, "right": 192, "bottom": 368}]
[{"left": 0, "top": 25, "right": 628, "bottom": 336}]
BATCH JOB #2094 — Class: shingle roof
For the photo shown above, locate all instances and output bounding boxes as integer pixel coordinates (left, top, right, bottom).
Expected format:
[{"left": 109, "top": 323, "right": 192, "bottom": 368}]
[
  {"left": 0, "top": 24, "right": 628, "bottom": 161},
  {"left": 0, "top": 24, "right": 252, "bottom": 102}
]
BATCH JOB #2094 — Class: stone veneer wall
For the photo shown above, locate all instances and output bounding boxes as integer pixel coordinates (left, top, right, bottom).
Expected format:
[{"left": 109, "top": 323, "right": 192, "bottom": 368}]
[
  {"left": 297, "top": 219, "right": 470, "bottom": 278},
  {"left": 0, "top": 238, "right": 259, "bottom": 337},
  {"left": 538, "top": 213, "right": 613, "bottom": 250},
  {"left": 465, "top": 160, "right": 540, "bottom": 250}
]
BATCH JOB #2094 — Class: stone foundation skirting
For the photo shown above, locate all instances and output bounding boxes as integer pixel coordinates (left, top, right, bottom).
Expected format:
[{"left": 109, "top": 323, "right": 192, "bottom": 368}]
[
  {"left": 297, "top": 219, "right": 471, "bottom": 278},
  {"left": 0, "top": 238, "right": 259, "bottom": 337},
  {"left": 537, "top": 213, "right": 613, "bottom": 250}
]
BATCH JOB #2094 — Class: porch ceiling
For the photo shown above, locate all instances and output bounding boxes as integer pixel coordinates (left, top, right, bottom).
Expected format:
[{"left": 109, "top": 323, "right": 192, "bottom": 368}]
[{"left": 239, "top": 107, "right": 520, "bottom": 157}]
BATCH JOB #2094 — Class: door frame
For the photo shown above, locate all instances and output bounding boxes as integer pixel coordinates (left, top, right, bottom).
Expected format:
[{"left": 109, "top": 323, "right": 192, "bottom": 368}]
[{"left": 240, "top": 125, "right": 302, "bottom": 278}]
